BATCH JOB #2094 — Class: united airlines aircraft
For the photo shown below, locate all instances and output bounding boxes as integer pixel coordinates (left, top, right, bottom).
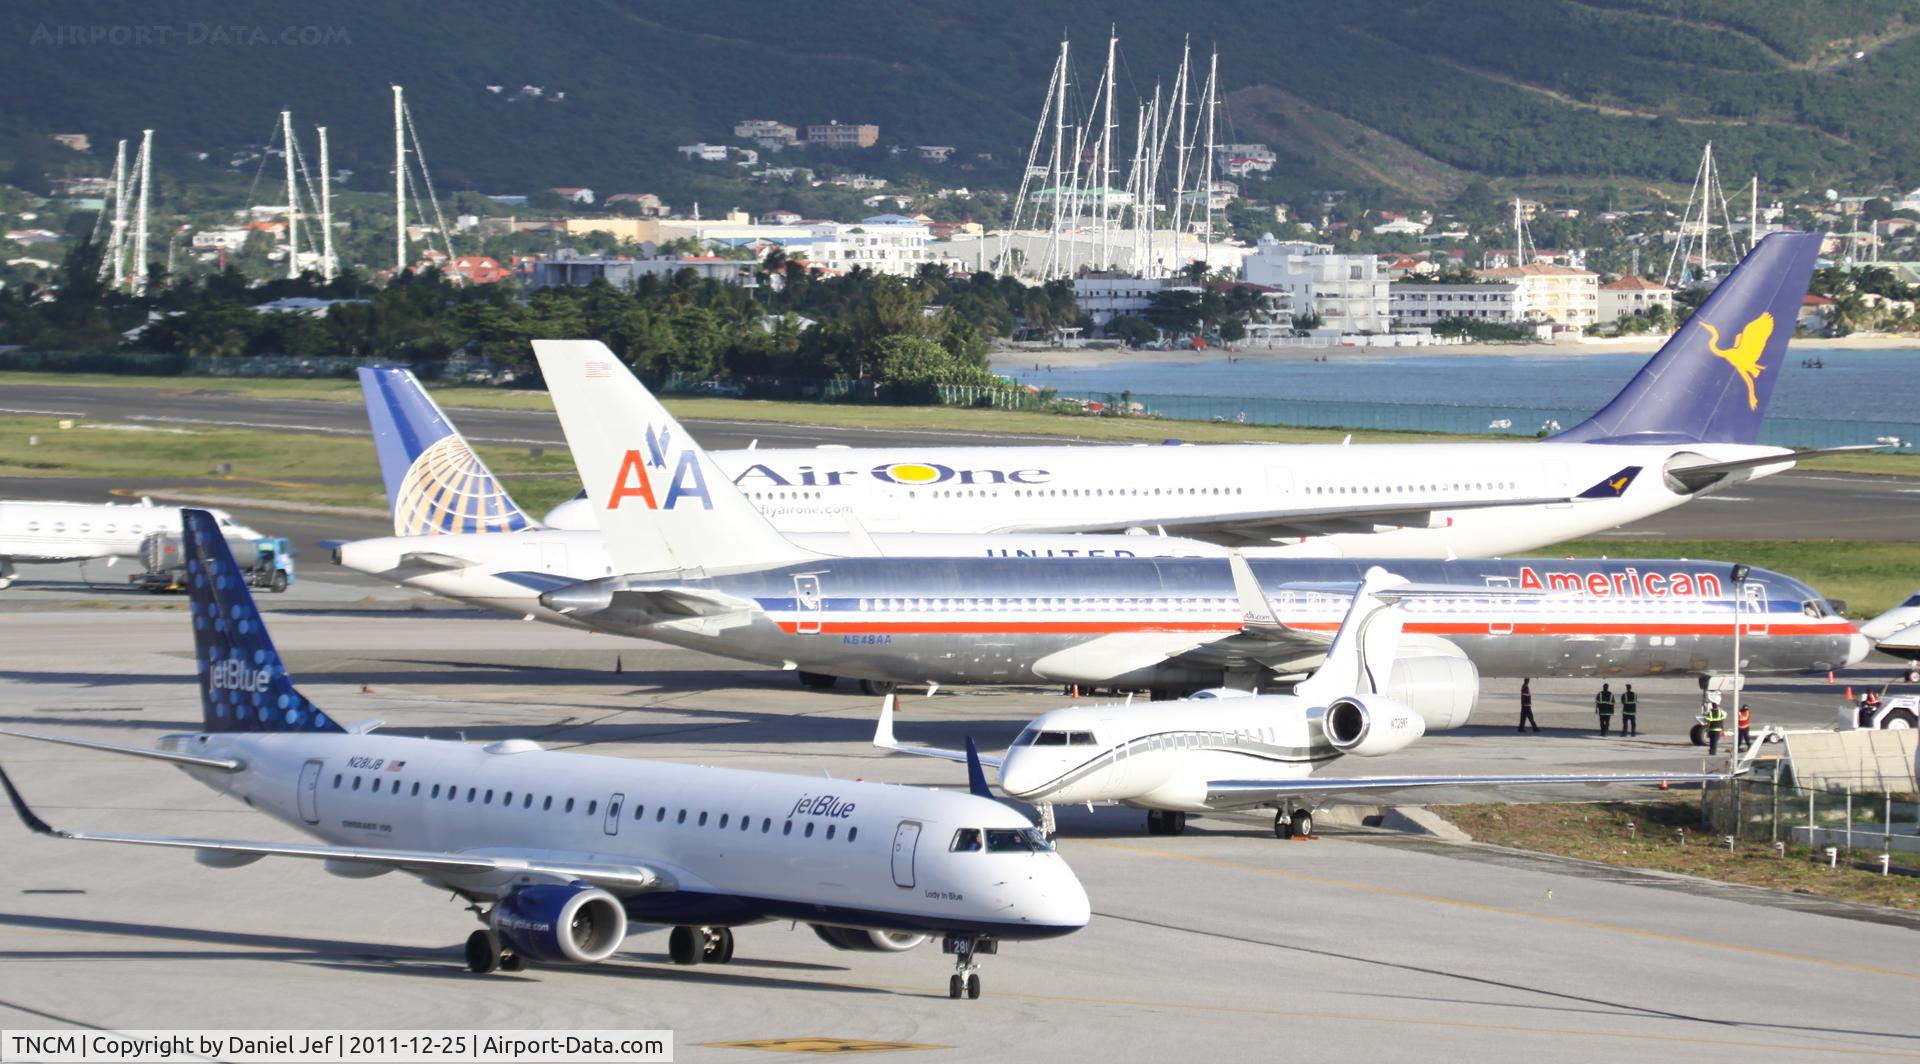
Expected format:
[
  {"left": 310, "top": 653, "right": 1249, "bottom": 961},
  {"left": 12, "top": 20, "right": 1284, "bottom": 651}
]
[
  {"left": 878, "top": 569, "right": 1720, "bottom": 839},
  {"left": 528, "top": 338, "right": 1869, "bottom": 701},
  {"left": 0, "top": 511, "right": 1088, "bottom": 999}
]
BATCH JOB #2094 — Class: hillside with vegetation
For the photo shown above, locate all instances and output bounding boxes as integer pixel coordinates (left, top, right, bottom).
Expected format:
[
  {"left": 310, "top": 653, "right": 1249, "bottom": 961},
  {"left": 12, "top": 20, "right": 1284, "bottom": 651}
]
[{"left": 2, "top": 0, "right": 1915, "bottom": 212}]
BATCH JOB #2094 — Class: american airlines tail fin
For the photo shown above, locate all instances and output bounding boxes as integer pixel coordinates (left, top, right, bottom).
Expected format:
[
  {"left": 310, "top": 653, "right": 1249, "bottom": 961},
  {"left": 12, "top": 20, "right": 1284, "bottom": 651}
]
[
  {"left": 182, "top": 509, "right": 342, "bottom": 734},
  {"left": 1292, "top": 567, "right": 1408, "bottom": 703},
  {"left": 357, "top": 366, "right": 535, "bottom": 536},
  {"left": 531, "top": 340, "right": 815, "bottom": 574},
  {"left": 1555, "top": 231, "right": 1822, "bottom": 445}
]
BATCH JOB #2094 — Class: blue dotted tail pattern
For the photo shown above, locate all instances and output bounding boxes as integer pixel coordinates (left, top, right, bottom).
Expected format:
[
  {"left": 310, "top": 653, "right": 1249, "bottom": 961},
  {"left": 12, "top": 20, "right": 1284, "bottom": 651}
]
[{"left": 183, "top": 509, "right": 343, "bottom": 734}]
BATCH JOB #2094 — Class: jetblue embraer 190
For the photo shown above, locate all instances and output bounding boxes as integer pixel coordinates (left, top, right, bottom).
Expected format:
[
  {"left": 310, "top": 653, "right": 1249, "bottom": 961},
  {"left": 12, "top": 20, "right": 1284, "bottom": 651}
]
[
  {"left": 0, "top": 511, "right": 1087, "bottom": 999},
  {"left": 527, "top": 338, "right": 1868, "bottom": 702},
  {"left": 878, "top": 568, "right": 1719, "bottom": 839}
]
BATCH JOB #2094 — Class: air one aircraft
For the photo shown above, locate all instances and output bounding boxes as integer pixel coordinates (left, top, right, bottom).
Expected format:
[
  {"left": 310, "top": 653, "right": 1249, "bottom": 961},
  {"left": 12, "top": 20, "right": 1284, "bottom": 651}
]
[
  {"left": 0, "top": 511, "right": 1088, "bottom": 999},
  {"left": 0, "top": 499, "right": 262, "bottom": 588},
  {"left": 877, "top": 568, "right": 1720, "bottom": 839},
  {"left": 525, "top": 337, "right": 1869, "bottom": 704},
  {"left": 337, "top": 231, "right": 1848, "bottom": 628}
]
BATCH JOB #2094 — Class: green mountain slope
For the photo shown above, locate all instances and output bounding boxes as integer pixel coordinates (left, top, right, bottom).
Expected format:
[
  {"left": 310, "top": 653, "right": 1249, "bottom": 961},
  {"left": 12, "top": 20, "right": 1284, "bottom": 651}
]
[{"left": 3, "top": 0, "right": 1913, "bottom": 205}]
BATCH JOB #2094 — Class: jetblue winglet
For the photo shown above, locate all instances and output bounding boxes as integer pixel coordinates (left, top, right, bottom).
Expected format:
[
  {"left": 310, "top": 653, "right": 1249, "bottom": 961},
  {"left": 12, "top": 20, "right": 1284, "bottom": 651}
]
[
  {"left": 1555, "top": 231, "right": 1822, "bottom": 445},
  {"left": 357, "top": 367, "right": 533, "bottom": 536},
  {"left": 964, "top": 738, "right": 994, "bottom": 799},
  {"left": 1577, "top": 466, "right": 1642, "bottom": 499},
  {"left": 182, "top": 509, "right": 342, "bottom": 734}
]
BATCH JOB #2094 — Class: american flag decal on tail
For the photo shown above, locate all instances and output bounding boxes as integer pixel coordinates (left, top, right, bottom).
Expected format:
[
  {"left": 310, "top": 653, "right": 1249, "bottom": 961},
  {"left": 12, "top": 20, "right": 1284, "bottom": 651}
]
[{"left": 584, "top": 360, "right": 613, "bottom": 378}]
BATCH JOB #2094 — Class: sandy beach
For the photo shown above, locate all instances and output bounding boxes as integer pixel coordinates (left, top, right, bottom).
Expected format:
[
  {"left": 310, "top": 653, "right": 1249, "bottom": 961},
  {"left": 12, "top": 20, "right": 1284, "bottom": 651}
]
[{"left": 990, "top": 333, "right": 1920, "bottom": 371}]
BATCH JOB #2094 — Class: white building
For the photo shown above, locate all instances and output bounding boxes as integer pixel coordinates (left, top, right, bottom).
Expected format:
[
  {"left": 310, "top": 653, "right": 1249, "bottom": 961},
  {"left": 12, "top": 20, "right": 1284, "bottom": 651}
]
[
  {"left": 1027, "top": 186, "right": 1135, "bottom": 211},
  {"left": 1241, "top": 235, "right": 1391, "bottom": 332},
  {"left": 1389, "top": 281, "right": 1523, "bottom": 325},
  {"left": 734, "top": 120, "right": 798, "bottom": 145},
  {"left": 1071, "top": 276, "right": 1200, "bottom": 328},
  {"left": 802, "top": 215, "right": 934, "bottom": 275},
  {"left": 190, "top": 228, "right": 252, "bottom": 255},
  {"left": 1597, "top": 275, "right": 1675, "bottom": 322},
  {"left": 1475, "top": 263, "right": 1600, "bottom": 326},
  {"left": 677, "top": 143, "right": 728, "bottom": 162}
]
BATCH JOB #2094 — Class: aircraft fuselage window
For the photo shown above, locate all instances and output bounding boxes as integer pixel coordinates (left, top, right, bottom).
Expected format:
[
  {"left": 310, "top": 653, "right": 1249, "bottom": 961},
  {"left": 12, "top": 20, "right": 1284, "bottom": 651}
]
[
  {"left": 762, "top": 818, "right": 772, "bottom": 832},
  {"left": 543, "top": 796, "right": 553, "bottom": 811},
  {"left": 848, "top": 827, "right": 858, "bottom": 842},
  {"left": 352, "top": 776, "right": 361, "bottom": 791},
  {"left": 697, "top": 811, "right": 708, "bottom": 826},
  {"left": 564, "top": 798, "right": 574, "bottom": 813},
  {"left": 371, "top": 779, "right": 381, "bottom": 794},
  {"left": 804, "top": 822, "right": 815, "bottom": 837},
  {"left": 677, "top": 809, "right": 687, "bottom": 824},
  {"left": 634, "top": 804, "right": 646, "bottom": 820},
  {"left": 333, "top": 774, "right": 343, "bottom": 789},
  {"left": 411, "top": 782, "right": 421, "bottom": 797},
  {"left": 783, "top": 820, "right": 793, "bottom": 836},
  {"left": 587, "top": 800, "right": 598, "bottom": 816}
]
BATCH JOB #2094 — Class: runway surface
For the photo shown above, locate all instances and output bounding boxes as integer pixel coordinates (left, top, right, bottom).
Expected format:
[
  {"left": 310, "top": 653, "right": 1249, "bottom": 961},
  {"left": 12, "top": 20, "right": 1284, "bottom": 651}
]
[
  {"left": 1, "top": 606, "right": 1917, "bottom": 1061},
  {"left": 3, "top": 381, "right": 1915, "bottom": 543}
]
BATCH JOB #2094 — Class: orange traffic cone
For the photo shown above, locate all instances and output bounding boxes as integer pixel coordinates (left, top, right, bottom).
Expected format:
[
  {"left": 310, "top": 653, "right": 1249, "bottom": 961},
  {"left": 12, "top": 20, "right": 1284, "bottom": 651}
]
[
  {"left": 1659, "top": 779, "right": 1669, "bottom": 790},
  {"left": 1828, "top": 671, "right": 1836, "bottom": 683},
  {"left": 1846, "top": 686, "right": 1854, "bottom": 700}
]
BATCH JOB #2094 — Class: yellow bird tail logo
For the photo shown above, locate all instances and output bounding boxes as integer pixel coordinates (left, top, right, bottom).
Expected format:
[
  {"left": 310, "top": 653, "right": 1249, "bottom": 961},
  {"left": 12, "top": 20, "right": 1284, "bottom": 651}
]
[
  {"left": 1700, "top": 312, "right": 1773, "bottom": 411},
  {"left": 1607, "top": 475, "right": 1630, "bottom": 494}
]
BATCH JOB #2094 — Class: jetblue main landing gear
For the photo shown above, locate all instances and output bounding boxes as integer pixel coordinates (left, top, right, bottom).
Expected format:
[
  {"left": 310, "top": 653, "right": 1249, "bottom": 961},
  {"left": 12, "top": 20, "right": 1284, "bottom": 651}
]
[
  {"left": 668, "top": 925, "right": 735, "bottom": 965},
  {"left": 1145, "top": 810, "right": 1187, "bottom": 835},
  {"left": 944, "top": 935, "right": 996, "bottom": 999},
  {"left": 1274, "top": 808, "right": 1314, "bottom": 840},
  {"left": 465, "top": 929, "right": 522, "bottom": 974}
]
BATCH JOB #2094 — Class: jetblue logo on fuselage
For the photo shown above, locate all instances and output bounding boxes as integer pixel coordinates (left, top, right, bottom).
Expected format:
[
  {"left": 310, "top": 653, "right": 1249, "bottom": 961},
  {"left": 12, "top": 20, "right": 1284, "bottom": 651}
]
[
  {"left": 791, "top": 793, "right": 857, "bottom": 818},
  {"left": 605, "top": 424, "right": 713, "bottom": 511},
  {"left": 209, "top": 657, "right": 271, "bottom": 694}
]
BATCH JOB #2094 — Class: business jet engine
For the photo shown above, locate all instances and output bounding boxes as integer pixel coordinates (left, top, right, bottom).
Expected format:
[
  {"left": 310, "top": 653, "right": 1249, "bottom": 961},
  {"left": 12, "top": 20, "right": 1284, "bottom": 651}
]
[
  {"left": 810, "top": 926, "right": 929, "bottom": 952},
  {"left": 492, "top": 882, "right": 628, "bottom": 965},
  {"left": 1322, "top": 695, "right": 1427, "bottom": 757},
  {"left": 1384, "top": 637, "right": 1479, "bottom": 730}
]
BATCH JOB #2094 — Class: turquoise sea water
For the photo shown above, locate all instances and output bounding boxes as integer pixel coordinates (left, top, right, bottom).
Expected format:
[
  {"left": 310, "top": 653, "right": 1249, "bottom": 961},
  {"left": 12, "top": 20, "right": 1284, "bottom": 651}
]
[{"left": 1001, "top": 347, "right": 1918, "bottom": 448}]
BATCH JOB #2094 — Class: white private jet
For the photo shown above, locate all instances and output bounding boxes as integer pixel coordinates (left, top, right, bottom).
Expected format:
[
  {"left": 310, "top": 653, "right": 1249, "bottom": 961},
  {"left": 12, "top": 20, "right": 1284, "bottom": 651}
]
[
  {"left": 876, "top": 567, "right": 1722, "bottom": 838},
  {"left": 0, "top": 510, "right": 1088, "bottom": 1000},
  {"left": 0, "top": 498, "right": 263, "bottom": 588}
]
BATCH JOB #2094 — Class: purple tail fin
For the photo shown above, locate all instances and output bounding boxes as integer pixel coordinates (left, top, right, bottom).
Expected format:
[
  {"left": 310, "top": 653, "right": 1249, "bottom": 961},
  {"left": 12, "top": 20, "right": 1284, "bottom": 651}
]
[{"left": 1555, "top": 231, "right": 1822, "bottom": 445}]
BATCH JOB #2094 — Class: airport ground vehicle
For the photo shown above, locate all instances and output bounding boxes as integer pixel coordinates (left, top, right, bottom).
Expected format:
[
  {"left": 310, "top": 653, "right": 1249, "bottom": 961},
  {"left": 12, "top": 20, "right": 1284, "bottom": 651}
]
[
  {"left": 130, "top": 533, "right": 294, "bottom": 593},
  {"left": 1842, "top": 692, "right": 1920, "bottom": 730}
]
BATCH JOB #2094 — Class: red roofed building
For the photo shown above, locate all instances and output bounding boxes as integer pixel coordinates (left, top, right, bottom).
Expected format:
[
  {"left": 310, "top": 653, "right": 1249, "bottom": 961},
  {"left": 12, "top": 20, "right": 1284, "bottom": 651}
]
[
  {"left": 1597, "top": 274, "right": 1674, "bottom": 322},
  {"left": 1799, "top": 292, "right": 1837, "bottom": 332}
]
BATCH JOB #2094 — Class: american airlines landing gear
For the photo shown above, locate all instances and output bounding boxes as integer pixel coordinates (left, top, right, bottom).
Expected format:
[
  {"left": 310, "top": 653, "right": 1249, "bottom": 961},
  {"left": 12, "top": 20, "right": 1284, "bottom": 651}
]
[
  {"left": 943, "top": 935, "right": 995, "bottom": 999},
  {"left": 668, "top": 925, "right": 734, "bottom": 965},
  {"left": 1145, "top": 810, "right": 1187, "bottom": 835},
  {"left": 1274, "top": 808, "right": 1314, "bottom": 840},
  {"left": 860, "top": 679, "right": 897, "bottom": 697}
]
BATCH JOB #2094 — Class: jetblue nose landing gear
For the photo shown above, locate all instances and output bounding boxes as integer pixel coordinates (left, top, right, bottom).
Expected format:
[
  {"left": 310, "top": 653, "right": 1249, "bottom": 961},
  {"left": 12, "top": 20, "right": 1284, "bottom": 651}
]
[{"left": 943, "top": 934, "right": 996, "bottom": 999}]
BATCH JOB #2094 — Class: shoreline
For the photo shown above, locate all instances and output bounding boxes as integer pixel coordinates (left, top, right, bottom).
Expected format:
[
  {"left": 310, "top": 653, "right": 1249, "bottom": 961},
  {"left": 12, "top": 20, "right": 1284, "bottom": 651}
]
[{"left": 990, "top": 334, "right": 1920, "bottom": 370}]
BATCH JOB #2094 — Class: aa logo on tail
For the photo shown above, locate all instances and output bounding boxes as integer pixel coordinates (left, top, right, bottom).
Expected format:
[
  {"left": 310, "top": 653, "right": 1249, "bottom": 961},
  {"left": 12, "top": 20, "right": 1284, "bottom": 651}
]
[
  {"left": 605, "top": 424, "right": 714, "bottom": 511},
  {"left": 1700, "top": 312, "right": 1773, "bottom": 411}
]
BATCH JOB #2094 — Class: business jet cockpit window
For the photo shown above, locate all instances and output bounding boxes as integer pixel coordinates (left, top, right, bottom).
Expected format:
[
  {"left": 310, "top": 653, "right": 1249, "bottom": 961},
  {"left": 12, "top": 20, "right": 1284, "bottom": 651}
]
[{"left": 1018, "top": 729, "right": 1099, "bottom": 747}]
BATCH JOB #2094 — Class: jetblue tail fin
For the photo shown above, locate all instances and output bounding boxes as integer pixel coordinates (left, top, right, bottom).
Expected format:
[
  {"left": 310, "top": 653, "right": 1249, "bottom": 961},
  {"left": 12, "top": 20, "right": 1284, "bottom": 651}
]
[
  {"left": 1555, "top": 231, "right": 1822, "bottom": 445},
  {"left": 357, "top": 367, "right": 534, "bottom": 536},
  {"left": 183, "top": 509, "right": 341, "bottom": 734},
  {"left": 1293, "top": 567, "right": 1408, "bottom": 702},
  {"left": 531, "top": 339, "right": 815, "bottom": 575}
]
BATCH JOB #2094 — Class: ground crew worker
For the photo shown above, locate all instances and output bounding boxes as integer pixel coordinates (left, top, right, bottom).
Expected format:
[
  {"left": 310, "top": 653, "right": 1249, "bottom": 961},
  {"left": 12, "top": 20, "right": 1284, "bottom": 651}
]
[
  {"left": 1518, "top": 678, "right": 1539, "bottom": 733},
  {"left": 1620, "top": 684, "right": 1639, "bottom": 737},
  {"left": 1704, "top": 699, "right": 1727, "bottom": 756},
  {"left": 1738, "top": 704, "right": 1752, "bottom": 749},
  {"left": 1595, "top": 683, "right": 1614, "bottom": 736}
]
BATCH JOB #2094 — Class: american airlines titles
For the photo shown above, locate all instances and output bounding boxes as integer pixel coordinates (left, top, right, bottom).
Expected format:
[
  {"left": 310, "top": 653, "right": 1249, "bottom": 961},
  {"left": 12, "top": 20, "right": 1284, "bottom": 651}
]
[{"left": 1517, "top": 566, "right": 1724, "bottom": 597}]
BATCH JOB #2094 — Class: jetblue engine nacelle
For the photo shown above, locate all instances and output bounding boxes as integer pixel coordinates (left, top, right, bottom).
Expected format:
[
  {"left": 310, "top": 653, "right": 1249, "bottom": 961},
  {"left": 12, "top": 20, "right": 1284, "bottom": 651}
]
[
  {"left": 1322, "top": 695, "right": 1427, "bottom": 757},
  {"left": 1385, "top": 641, "right": 1478, "bottom": 731},
  {"left": 810, "top": 925, "right": 929, "bottom": 952},
  {"left": 491, "top": 881, "right": 628, "bottom": 965}
]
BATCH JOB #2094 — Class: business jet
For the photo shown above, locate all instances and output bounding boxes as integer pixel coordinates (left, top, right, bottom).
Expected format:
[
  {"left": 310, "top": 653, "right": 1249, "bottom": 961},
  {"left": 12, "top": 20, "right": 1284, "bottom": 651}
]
[
  {"left": 0, "top": 510, "right": 1087, "bottom": 999},
  {"left": 525, "top": 337, "right": 1868, "bottom": 702},
  {"left": 1862, "top": 590, "right": 1920, "bottom": 681},
  {"left": 0, "top": 498, "right": 263, "bottom": 588},
  {"left": 876, "top": 568, "right": 1721, "bottom": 838}
]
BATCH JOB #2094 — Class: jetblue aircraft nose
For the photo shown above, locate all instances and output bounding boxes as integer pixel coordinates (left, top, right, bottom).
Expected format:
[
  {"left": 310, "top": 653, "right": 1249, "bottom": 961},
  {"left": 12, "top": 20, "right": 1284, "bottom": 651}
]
[
  {"left": 1045, "top": 865, "right": 1092, "bottom": 930},
  {"left": 540, "top": 580, "right": 614, "bottom": 615}
]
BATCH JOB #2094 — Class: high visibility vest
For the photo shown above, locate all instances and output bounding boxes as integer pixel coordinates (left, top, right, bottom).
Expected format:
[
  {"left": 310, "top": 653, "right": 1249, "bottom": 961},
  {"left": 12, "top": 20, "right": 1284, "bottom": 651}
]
[
  {"left": 1622, "top": 692, "right": 1638, "bottom": 713},
  {"left": 1738, "top": 708, "right": 1751, "bottom": 729},
  {"left": 1596, "top": 692, "right": 1614, "bottom": 711},
  {"left": 1705, "top": 707, "right": 1726, "bottom": 732}
]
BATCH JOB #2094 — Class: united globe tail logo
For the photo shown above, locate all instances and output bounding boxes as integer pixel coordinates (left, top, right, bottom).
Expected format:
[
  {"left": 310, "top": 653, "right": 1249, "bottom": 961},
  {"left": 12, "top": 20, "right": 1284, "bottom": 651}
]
[{"left": 394, "top": 434, "right": 531, "bottom": 536}]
